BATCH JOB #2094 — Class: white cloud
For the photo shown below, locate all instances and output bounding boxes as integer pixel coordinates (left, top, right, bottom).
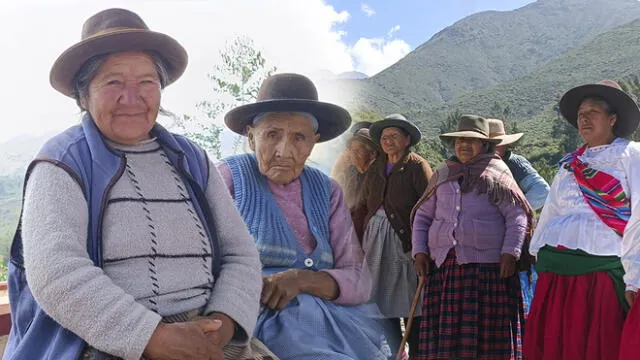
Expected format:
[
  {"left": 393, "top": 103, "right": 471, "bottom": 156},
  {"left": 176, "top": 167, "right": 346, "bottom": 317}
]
[
  {"left": 388, "top": 25, "right": 401, "bottom": 38},
  {"left": 350, "top": 25, "right": 411, "bottom": 76},
  {"left": 361, "top": 3, "right": 375, "bottom": 17}
]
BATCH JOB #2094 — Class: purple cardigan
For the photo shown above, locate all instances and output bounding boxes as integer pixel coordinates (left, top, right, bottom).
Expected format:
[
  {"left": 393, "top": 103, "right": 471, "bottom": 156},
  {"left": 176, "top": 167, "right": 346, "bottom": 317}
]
[{"left": 411, "top": 180, "right": 527, "bottom": 267}]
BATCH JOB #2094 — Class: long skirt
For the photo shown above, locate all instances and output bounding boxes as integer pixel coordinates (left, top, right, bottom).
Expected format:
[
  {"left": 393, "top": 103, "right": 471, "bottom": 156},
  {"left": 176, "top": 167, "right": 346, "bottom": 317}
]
[
  {"left": 415, "top": 250, "right": 523, "bottom": 360},
  {"left": 363, "top": 209, "right": 417, "bottom": 318},
  {"left": 523, "top": 271, "right": 624, "bottom": 360},
  {"left": 254, "top": 292, "right": 392, "bottom": 360},
  {"left": 620, "top": 298, "right": 640, "bottom": 360}
]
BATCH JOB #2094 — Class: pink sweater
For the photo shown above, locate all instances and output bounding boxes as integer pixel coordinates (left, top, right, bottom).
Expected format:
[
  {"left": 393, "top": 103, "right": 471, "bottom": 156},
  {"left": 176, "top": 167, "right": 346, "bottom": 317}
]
[{"left": 217, "top": 162, "right": 372, "bottom": 305}]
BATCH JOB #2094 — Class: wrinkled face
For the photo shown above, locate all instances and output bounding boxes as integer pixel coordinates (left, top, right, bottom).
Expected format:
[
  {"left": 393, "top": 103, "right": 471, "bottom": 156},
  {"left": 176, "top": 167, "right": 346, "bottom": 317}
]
[
  {"left": 248, "top": 112, "right": 320, "bottom": 184},
  {"left": 380, "top": 127, "right": 410, "bottom": 156},
  {"left": 348, "top": 140, "right": 376, "bottom": 173},
  {"left": 84, "top": 51, "right": 161, "bottom": 145},
  {"left": 577, "top": 98, "right": 616, "bottom": 147},
  {"left": 455, "top": 137, "right": 484, "bottom": 163}
]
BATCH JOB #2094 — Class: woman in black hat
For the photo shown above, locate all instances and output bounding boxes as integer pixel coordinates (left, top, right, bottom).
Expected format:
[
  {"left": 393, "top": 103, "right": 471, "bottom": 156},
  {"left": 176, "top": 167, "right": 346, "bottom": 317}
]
[
  {"left": 355, "top": 114, "right": 433, "bottom": 357},
  {"left": 524, "top": 80, "right": 640, "bottom": 360},
  {"left": 217, "top": 73, "right": 391, "bottom": 359}
]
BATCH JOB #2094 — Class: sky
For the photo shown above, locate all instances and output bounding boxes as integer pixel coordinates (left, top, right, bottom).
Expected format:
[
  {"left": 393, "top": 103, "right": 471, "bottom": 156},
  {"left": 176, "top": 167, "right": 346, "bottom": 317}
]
[{"left": 0, "top": 0, "right": 535, "bottom": 153}]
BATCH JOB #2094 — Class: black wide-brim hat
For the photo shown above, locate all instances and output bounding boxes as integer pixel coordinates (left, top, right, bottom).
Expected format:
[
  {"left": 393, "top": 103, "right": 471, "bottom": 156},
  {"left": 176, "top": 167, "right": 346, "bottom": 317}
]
[
  {"left": 50, "top": 8, "right": 188, "bottom": 97},
  {"left": 560, "top": 80, "right": 640, "bottom": 138},
  {"left": 369, "top": 114, "right": 422, "bottom": 147},
  {"left": 224, "top": 73, "right": 351, "bottom": 143}
]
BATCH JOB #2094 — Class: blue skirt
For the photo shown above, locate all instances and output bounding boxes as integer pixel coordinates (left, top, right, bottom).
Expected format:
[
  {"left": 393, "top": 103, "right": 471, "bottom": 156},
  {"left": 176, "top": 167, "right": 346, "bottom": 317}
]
[{"left": 254, "top": 293, "right": 392, "bottom": 360}]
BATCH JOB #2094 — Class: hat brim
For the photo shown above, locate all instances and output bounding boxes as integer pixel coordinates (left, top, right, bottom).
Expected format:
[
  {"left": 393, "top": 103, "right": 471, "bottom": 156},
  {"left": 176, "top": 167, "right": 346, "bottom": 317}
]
[
  {"left": 439, "top": 131, "right": 502, "bottom": 143},
  {"left": 560, "top": 84, "right": 640, "bottom": 138},
  {"left": 492, "top": 133, "right": 523, "bottom": 146},
  {"left": 223, "top": 99, "right": 352, "bottom": 143},
  {"left": 50, "top": 29, "right": 188, "bottom": 97},
  {"left": 369, "top": 119, "right": 422, "bottom": 146}
]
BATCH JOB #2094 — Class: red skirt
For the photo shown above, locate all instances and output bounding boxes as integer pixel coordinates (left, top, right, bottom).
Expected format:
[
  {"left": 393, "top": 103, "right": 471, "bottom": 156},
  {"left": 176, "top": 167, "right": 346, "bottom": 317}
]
[
  {"left": 620, "top": 297, "right": 640, "bottom": 360},
  {"left": 413, "top": 250, "right": 523, "bottom": 360},
  {"left": 523, "top": 271, "right": 624, "bottom": 360}
]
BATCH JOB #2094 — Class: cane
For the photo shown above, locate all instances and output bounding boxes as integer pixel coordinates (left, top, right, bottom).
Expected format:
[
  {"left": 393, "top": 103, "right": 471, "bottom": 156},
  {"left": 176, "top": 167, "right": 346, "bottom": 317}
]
[{"left": 395, "top": 275, "right": 425, "bottom": 360}]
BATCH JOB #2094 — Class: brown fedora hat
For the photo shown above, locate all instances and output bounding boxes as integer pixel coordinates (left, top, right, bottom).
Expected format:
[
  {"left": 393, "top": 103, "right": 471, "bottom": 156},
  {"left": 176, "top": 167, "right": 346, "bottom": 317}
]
[
  {"left": 487, "top": 118, "right": 523, "bottom": 146},
  {"left": 369, "top": 114, "right": 422, "bottom": 147},
  {"left": 559, "top": 79, "right": 640, "bottom": 138},
  {"left": 224, "top": 73, "right": 352, "bottom": 143},
  {"left": 440, "top": 114, "right": 501, "bottom": 143},
  {"left": 50, "top": 8, "right": 188, "bottom": 97}
]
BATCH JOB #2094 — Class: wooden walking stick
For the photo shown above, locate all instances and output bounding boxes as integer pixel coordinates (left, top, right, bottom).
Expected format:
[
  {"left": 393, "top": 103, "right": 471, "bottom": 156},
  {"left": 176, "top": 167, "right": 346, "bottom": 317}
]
[{"left": 395, "top": 275, "right": 425, "bottom": 360}]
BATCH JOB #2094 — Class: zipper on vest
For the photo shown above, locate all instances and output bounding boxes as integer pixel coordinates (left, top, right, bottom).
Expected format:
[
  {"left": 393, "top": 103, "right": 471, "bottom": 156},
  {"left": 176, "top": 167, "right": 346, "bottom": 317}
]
[{"left": 95, "top": 153, "right": 127, "bottom": 268}]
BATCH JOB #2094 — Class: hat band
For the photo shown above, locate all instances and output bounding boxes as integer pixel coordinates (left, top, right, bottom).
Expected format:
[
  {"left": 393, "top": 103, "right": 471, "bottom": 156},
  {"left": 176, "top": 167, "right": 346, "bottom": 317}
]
[
  {"left": 253, "top": 112, "right": 319, "bottom": 132},
  {"left": 85, "top": 26, "right": 141, "bottom": 39}
]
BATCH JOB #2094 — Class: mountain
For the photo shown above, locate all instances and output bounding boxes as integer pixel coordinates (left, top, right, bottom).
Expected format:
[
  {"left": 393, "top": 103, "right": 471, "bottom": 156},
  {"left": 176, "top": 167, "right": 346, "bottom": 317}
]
[
  {"left": 333, "top": 0, "right": 640, "bottom": 115},
  {"left": 411, "top": 17, "right": 640, "bottom": 129}
]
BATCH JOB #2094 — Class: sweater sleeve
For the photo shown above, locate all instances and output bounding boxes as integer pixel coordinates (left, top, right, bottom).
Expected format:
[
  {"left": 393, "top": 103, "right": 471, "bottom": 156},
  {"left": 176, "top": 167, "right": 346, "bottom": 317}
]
[
  {"left": 204, "top": 159, "right": 262, "bottom": 342},
  {"left": 22, "top": 162, "right": 161, "bottom": 360},
  {"left": 321, "top": 180, "right": 373, "bottom": 305},
  {"left": 497, "top": 201, "right": 528, "bottom": 259},
  {"left": 411, "top": 194, "right": 437, "bottom": 259}
]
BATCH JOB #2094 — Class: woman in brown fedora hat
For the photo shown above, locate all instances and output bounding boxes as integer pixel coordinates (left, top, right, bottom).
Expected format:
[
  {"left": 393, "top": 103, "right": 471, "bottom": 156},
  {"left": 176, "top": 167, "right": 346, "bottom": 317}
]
[
  {"left": 411, "top": 115, "right": 532, "bottom": 359},
  {"left": 355, "top": 114, "right": 432, "bottom": 357},
  {"left": 4, "top": 8, "right": 267, "bottom": 360},
  {"left": 217, "top": 73, "right": 391, "bottom": 359},
  {"left": 523, "top": 80, "right": 640, "bottom": 360}
]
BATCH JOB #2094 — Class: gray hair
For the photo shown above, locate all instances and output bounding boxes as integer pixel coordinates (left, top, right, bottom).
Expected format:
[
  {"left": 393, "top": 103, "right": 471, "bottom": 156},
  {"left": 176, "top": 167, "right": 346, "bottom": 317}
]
[{"left": 71, "top": 50, "right": 172, "bottom": 116}]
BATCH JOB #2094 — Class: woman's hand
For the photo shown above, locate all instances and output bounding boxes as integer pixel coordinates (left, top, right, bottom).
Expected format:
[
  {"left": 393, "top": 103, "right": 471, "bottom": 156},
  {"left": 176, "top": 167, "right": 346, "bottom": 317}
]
[
  {"left": 499, "top": 253, "right": 517, "bottom": 278},
  {"left": 413, "top": 253, "right": 432, "bottom": 277},
  {"left": 143, "top": 320, "right": 224, "bottom": 360},
  {"left": 261, "top": 270, "right": 304, "bottom": 310},
  {"left": 626, "top": 290, "right": 637, "bottom": 308},
  {"left": 202, "top": 313, "right": 236, "bottom": 348}
]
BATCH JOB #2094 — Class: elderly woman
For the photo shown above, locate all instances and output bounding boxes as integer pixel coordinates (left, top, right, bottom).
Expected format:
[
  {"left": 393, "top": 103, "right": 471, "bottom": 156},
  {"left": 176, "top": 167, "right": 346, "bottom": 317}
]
[
  {"left": 331, "top": 121, "right": 373, "bottom": 191},
  {"left": 524, "top": 80, "right": 640, "bottom": 360},
  {"left": 411, "top": 115, "right": 532, "bottom": 360},
  {"left": 355, "top": 114, "right": 432, "bottom": 357},
  {"left": 4, "top": 9, "right": 263, "bottom": 360},
  {"left": 336, "top": 128, "right": 379, "bottom": 211},
  {"left": 217, "top": 73, "right": 390, "bottom": 360}
]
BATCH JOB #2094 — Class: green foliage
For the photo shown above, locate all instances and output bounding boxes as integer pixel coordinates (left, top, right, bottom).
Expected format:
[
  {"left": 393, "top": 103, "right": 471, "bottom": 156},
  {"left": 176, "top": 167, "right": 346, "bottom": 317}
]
[{"left": 175, "top": 35, "right": 276, "bottom": 158}]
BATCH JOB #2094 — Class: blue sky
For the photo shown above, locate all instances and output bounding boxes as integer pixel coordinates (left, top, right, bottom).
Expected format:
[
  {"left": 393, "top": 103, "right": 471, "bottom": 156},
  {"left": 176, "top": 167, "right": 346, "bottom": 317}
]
[{"left": 329, "top": 0, "right": 534, "bottom": 48}]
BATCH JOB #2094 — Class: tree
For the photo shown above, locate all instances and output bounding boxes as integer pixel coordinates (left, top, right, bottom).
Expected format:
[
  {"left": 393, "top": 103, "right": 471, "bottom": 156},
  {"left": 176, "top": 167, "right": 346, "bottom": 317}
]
[{"left": 175, "top": 35, "right": 277, "bottom": 159}]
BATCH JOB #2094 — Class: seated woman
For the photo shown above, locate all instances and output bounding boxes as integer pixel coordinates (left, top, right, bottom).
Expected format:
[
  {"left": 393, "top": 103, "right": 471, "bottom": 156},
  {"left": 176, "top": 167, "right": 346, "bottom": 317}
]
[
  {"left": 4, "top": 8, "right": 263, "bottom": 360},
  {"left": 412, "top": 115, "right": 532, "bottom": 359},
  {"left": 217, "top": 73, "right": 391, "bottom": 360}
]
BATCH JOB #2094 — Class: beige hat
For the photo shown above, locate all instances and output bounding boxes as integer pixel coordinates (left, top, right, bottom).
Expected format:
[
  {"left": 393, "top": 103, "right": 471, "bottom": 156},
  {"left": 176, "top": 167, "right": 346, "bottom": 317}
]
[
  {"left": 440, "top": 115, "right": 501, "bottom": 143},
  {"left": 487, "top": 118, "right": 523, "bottom": 146}
]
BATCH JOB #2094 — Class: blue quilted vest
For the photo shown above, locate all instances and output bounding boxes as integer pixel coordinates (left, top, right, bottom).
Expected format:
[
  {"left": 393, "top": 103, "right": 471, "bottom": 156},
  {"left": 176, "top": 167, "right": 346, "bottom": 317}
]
[
  {"left": 4, "top": 114, "right": 221, "bottom": 360},
  {"left": 223, "top": 154, "right": 334, "bottom": 271}
]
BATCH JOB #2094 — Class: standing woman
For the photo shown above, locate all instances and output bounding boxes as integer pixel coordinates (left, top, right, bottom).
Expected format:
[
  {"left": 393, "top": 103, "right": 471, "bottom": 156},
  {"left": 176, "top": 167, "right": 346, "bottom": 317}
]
[
  {"left": 411, "top": 115, "right": 531, "bottom": 360},
  {"left": 524, "top": 80, "right": 640, "bottom": 360},
  {"left": 356, "top": 114, "right": 433, "bottom": 357}
]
